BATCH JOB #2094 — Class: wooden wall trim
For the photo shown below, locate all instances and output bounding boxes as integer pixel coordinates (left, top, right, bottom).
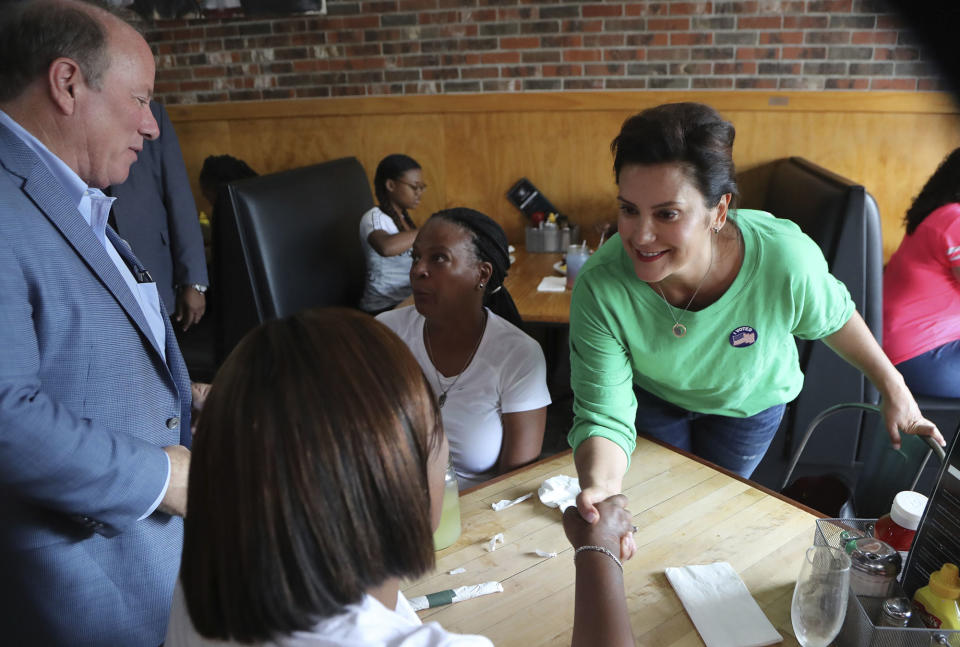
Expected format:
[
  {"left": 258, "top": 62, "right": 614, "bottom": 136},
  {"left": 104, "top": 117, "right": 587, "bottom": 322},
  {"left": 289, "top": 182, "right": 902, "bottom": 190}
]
[{"left": 167, "top": 90, "right": 959, "bottom": 123}]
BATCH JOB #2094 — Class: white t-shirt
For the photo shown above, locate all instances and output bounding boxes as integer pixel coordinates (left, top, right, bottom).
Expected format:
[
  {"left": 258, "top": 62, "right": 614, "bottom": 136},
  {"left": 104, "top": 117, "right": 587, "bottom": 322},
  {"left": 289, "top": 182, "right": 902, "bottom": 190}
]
[
  {"left": 359, "top": 206, "right": 414, "bottom": 312},
  {"left": 166, "top": 582, "right": 493, "bottom": 647},
  {"left": 377, "top": 306, "right": 551, "bottom": 489}
]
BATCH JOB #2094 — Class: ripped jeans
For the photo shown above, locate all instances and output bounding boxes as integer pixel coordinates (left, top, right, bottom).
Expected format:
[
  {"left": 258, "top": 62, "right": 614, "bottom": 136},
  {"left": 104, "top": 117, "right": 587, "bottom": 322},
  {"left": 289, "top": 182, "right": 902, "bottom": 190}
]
[{"left": 633, "top": 385, "right": 785, "bottom": 479}]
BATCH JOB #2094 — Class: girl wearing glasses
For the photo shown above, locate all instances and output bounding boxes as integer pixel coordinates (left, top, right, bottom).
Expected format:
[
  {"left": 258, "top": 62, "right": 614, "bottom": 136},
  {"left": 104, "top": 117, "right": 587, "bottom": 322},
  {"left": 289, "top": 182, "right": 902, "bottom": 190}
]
[{"left": 359, "top": 154, "right": 426, "bottom": 314}]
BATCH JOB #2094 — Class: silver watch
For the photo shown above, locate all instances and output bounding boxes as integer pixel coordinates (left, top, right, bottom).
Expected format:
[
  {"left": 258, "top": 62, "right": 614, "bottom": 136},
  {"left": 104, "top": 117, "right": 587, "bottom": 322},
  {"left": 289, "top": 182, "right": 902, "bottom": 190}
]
[{"left": 189, "top": 284, "right": 208, "bottom": 294}]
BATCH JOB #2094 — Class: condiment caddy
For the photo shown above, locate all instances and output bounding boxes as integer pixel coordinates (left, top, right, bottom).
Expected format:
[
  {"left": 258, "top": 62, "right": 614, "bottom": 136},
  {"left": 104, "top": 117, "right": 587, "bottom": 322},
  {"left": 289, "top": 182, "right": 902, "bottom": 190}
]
[{"left": 814, "top": 518, "right": 960, "bottom": 647}]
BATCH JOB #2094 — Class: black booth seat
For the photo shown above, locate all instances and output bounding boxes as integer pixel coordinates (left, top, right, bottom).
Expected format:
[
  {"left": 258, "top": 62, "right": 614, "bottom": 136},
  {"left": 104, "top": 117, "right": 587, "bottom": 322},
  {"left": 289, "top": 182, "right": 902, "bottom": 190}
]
[
  {"left": 750, "top": 157, "right": 883, "bottom": 489},
  {"left": 213, "top": 156, "right": 373, "bottom": 364},
  {"left": 751, "top": 157, "right": 960, "bottom": 496}
]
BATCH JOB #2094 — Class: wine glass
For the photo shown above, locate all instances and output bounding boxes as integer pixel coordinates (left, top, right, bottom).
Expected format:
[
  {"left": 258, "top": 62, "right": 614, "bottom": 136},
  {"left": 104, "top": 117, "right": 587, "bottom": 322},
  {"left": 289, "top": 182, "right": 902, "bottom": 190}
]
[{"left": 791, "top": 545, "right": 851, "bottom": 647}]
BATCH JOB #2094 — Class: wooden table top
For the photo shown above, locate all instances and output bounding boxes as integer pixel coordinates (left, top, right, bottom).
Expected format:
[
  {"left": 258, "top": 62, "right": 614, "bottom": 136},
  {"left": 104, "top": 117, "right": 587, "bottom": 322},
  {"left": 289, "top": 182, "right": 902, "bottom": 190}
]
[
  {"left": 403, "top": 437, "right": 819, "bottom": 646},
  {"left": 503, "top": 246, "right": 571, "bottom": 325}
]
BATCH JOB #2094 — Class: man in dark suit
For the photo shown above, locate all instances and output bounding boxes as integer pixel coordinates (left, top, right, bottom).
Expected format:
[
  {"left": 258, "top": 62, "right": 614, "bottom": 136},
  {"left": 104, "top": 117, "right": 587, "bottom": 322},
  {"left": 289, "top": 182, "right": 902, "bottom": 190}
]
[
  {"left": 110, "top": 100, "right": 210, "bottom": 331},
  {"left": 0, "top": 1, "right": 192, "bottom": 644}
]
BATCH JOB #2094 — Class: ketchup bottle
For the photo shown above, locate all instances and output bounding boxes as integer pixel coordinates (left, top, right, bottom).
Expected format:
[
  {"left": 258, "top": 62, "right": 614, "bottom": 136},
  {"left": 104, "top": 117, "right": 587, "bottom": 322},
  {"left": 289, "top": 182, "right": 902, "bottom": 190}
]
[{"left": 874, "top": 490, "right": 928, "bottom": 565}]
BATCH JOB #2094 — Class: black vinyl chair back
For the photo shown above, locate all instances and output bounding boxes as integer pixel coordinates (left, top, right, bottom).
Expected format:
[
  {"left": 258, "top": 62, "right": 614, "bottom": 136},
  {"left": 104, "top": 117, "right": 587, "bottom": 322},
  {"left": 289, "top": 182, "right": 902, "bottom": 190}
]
[
  {"left": 213, "top": 156, "right": 373, "bottom": 362},
  {"left": 756, "top": 158, "right": 960, "bottom": 494},
  {"left": 759, "top": 158, "right": 883, "bottom": 469}
]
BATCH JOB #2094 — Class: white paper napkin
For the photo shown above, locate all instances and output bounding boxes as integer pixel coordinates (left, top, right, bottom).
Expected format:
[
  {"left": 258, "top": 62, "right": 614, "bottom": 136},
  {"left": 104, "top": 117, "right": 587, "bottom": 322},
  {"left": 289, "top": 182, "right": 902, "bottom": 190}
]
[
  {"left": 536, "top": 276, "right": 566, "bottom": 292},
  {"left": 664, "top": 562, "right": 782, "bottom": 647},
  {"left": 537, "top": 475, "right": 580, "bottom": 512}
]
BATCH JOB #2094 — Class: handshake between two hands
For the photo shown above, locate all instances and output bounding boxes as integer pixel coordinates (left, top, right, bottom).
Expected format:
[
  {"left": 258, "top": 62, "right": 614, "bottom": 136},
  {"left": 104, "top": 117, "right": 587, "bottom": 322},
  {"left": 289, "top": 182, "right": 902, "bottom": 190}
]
[{"left": 563, "top": 491, "right": 637, "bottom": 561}]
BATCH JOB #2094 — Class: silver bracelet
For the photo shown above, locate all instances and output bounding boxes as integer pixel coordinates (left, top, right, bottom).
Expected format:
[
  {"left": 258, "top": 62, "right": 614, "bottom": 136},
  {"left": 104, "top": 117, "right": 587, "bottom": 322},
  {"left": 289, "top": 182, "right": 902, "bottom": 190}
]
[{"left": 574, "top": 545, "right": 623, "bottom": 572}]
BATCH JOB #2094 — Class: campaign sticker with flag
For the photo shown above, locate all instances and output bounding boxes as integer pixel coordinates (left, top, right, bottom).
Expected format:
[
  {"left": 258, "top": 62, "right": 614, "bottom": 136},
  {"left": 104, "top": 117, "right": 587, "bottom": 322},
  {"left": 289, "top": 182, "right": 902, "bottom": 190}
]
[{"left": 729, "top": 326, "right": 757, "bottom": 348}]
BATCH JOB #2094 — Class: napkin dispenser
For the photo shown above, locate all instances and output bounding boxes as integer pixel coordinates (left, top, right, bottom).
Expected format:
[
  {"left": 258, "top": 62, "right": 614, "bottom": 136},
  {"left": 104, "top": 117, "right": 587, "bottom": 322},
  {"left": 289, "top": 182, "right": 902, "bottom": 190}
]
[{"left": 506, "top": 177, "right": 559, "bottom": 220}]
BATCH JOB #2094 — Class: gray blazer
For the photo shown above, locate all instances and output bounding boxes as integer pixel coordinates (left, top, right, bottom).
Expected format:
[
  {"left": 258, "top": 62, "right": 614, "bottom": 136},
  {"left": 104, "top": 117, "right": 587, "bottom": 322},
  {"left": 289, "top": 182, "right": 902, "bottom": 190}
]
[
  {"left": 0, "top": 120, "right": 192, "bottom": 645},
  {"left": 110, "top": 100, "right": 208, "bottom": 311}
]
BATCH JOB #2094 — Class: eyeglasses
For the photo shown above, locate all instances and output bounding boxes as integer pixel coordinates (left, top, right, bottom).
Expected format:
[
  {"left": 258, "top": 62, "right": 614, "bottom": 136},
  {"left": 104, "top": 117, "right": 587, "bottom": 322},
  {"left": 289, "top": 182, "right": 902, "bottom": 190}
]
[{"left": 397, "top": 179, "right": 428, "bottom": 193}]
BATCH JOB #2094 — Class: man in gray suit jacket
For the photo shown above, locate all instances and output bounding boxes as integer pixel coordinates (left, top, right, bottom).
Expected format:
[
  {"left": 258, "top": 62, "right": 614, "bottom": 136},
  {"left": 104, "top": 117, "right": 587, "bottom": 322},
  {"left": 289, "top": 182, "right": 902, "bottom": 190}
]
[
  {"left": 0, "top": 1, "right": 192, "bottom": 644},
  {"left": 110, "top": 100, "right": 210, "bottom": 331}
]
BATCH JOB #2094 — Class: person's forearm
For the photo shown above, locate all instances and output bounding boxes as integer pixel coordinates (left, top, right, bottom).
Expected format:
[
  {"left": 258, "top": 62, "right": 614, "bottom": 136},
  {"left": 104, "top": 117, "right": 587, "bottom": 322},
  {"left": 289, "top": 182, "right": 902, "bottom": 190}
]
[
  {"left": 823, "top": 310, "right": 945, "bottom": 447},
  {"left": 571, "top": 551, "right": 635, "bottom": 647},
  {"left": 371, "top": 229, "right": 417, "bottom": 256},
  {"left": 157, "top": 445, "right": 190, "bottom": 517},
  {"left": 822, "top": 311, "right": 907, "bottom": 397},
  {"left": 498, "top": 408, "right": 546, "bottom": 474},
  {"left": 575, "top": 436, "right": 628, "bottom": 494}
]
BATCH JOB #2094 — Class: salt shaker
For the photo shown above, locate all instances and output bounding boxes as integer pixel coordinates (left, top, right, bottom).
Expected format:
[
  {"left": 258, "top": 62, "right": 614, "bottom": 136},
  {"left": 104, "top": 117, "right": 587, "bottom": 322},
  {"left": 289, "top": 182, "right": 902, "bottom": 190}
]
[{"left": 878, "top": 597, "right": 912, "bottom": 627}]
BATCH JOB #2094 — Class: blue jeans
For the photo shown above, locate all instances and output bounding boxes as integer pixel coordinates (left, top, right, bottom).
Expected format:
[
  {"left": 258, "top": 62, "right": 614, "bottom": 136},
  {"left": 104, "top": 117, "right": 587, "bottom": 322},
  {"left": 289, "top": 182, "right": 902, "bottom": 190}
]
[
  {"left": 896, "top": 340, "right": 960, "bottom": 399},
  {"left": 634, "top": 386, "right": 785, "bottom": 479}
]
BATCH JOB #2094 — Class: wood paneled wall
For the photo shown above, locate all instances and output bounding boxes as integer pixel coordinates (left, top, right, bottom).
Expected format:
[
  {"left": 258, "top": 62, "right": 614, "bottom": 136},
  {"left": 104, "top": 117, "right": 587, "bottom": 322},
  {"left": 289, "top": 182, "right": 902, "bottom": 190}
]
[{"left": 168, "top": 90, "right": 960, "bottom": 259}]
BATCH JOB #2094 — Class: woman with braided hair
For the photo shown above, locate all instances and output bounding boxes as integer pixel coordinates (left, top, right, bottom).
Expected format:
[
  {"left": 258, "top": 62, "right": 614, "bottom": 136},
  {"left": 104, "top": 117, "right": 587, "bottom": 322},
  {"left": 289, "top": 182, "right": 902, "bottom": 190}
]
[
  {"left": 359, "top": 154, "right": 424, "bottom": 314},
  {"left": 378, "top": 208, "right": 551, "bottom": 489}
]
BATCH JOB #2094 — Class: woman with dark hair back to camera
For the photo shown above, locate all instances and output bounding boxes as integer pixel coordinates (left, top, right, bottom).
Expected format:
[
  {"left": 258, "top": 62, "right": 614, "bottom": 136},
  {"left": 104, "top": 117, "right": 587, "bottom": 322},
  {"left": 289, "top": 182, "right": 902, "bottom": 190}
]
[
  {"left": 165, "top": 308, "right": 635, "bottom": 647},
  {"left": 359, "top": 154, "right": 425, "bottom": 314},
  {"left": 884, "top": 148, "right": 960, "bottom": 398},
  {"left": 569, "top": 102, "right": 944, "bottom": 555},
  {"left": 198, "top": 154, "right": 258, "bottom": 208},
  {"left": 378, "top": 208, "right": 551, "bottom": 490}
]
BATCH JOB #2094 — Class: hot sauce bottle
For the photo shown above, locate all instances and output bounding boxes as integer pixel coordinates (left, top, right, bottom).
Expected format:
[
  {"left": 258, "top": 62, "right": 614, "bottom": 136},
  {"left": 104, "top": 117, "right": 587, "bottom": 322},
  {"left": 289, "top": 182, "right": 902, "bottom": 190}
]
[{"left": 874, "top": 490, "right": 928, "bottom": 565}]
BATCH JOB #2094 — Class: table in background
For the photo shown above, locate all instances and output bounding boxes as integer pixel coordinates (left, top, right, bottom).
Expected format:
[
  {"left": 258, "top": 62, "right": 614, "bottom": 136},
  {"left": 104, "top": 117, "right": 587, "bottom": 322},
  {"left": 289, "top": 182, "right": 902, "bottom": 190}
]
[
  {"left": 503, "top": 246, "right": 570, "bottom": 324},
  {"left": 403, "top": 436, "right": 818, "bottom": 647}
]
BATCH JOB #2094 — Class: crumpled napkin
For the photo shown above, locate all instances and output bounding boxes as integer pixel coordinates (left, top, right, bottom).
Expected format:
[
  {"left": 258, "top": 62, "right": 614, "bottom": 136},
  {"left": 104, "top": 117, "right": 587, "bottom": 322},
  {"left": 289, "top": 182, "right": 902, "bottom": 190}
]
[
  {"left": 491, "top": 493, "right": 532, "bottom": 511},
  {"left": 664, "top": 562, "right": 782, "bottom": 647},
  {"left": 537, "top": 475, "right": 580, "bottom": 512},
  {"left": 536, "top": 276, "right": 566, "bottom": 293},
  {"left": 486, "top": 533, "right": 504, "bottom": 552}
]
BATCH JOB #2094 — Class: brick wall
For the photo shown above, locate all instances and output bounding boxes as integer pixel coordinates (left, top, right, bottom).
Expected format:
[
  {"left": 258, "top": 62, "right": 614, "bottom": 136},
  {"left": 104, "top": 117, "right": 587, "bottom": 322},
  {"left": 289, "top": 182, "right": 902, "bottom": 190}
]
[{"left": 146, "top": 0, "right": 944, "bottom": 105}]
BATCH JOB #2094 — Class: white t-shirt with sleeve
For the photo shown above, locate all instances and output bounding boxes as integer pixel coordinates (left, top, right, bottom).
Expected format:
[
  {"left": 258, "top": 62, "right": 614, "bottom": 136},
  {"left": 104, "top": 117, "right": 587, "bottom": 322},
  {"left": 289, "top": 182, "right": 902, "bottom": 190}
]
[
  {"left": 166, "top": 581, "right": 493, "bottom": 647},
  {"left": 358, "top": 206, "right": 414, "bottom": 313},
  {"left": 378, "top": 306, "right": 551, "bottom": 489}
]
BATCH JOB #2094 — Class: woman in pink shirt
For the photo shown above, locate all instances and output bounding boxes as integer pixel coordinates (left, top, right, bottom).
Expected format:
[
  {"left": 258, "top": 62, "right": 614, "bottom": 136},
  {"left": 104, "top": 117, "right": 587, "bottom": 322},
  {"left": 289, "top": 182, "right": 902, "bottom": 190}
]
[{"left": 884, "top": 148, "right": 960, "bottom": 397}]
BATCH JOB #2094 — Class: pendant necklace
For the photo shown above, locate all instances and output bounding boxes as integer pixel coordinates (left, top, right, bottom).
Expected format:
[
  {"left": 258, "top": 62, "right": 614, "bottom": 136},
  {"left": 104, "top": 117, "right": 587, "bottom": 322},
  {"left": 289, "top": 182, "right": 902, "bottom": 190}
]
[
  {"left": 424, "top": 311, "right": 488, "bottom": 408},
  {"left": 653, "top": 235, "right": 716, "bottom": 338}
]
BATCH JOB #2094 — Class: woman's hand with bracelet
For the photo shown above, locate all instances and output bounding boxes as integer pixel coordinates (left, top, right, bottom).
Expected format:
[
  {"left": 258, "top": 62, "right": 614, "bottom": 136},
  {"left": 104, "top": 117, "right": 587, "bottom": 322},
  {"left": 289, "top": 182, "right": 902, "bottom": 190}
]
[
  {"left": 563, "top": 495, "right": 635, "bottom": 563},
  {"left": 575, "top": 486, "right": 638, "bottom": 560}
]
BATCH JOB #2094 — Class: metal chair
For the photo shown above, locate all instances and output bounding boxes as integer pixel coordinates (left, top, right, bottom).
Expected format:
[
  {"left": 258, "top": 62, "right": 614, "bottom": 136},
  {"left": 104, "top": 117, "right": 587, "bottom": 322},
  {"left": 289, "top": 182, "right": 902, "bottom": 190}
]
[{"left": 781, "top": 402, "right": 946, "bottom": 518}]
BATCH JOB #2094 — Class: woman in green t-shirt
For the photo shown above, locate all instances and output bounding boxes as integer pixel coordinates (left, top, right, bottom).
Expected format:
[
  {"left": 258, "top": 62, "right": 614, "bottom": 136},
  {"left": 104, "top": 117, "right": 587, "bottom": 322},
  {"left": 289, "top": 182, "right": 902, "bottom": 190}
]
[{"left": 569, "top": 102, "right": 944, "bottom": 558}]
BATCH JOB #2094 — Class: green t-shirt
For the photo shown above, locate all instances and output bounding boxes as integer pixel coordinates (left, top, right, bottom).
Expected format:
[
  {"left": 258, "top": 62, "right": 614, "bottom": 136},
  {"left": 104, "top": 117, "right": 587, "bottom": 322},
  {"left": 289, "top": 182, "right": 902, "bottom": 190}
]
[{"left": 568, "top": 209, "right": 855, "bottom": 462}]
